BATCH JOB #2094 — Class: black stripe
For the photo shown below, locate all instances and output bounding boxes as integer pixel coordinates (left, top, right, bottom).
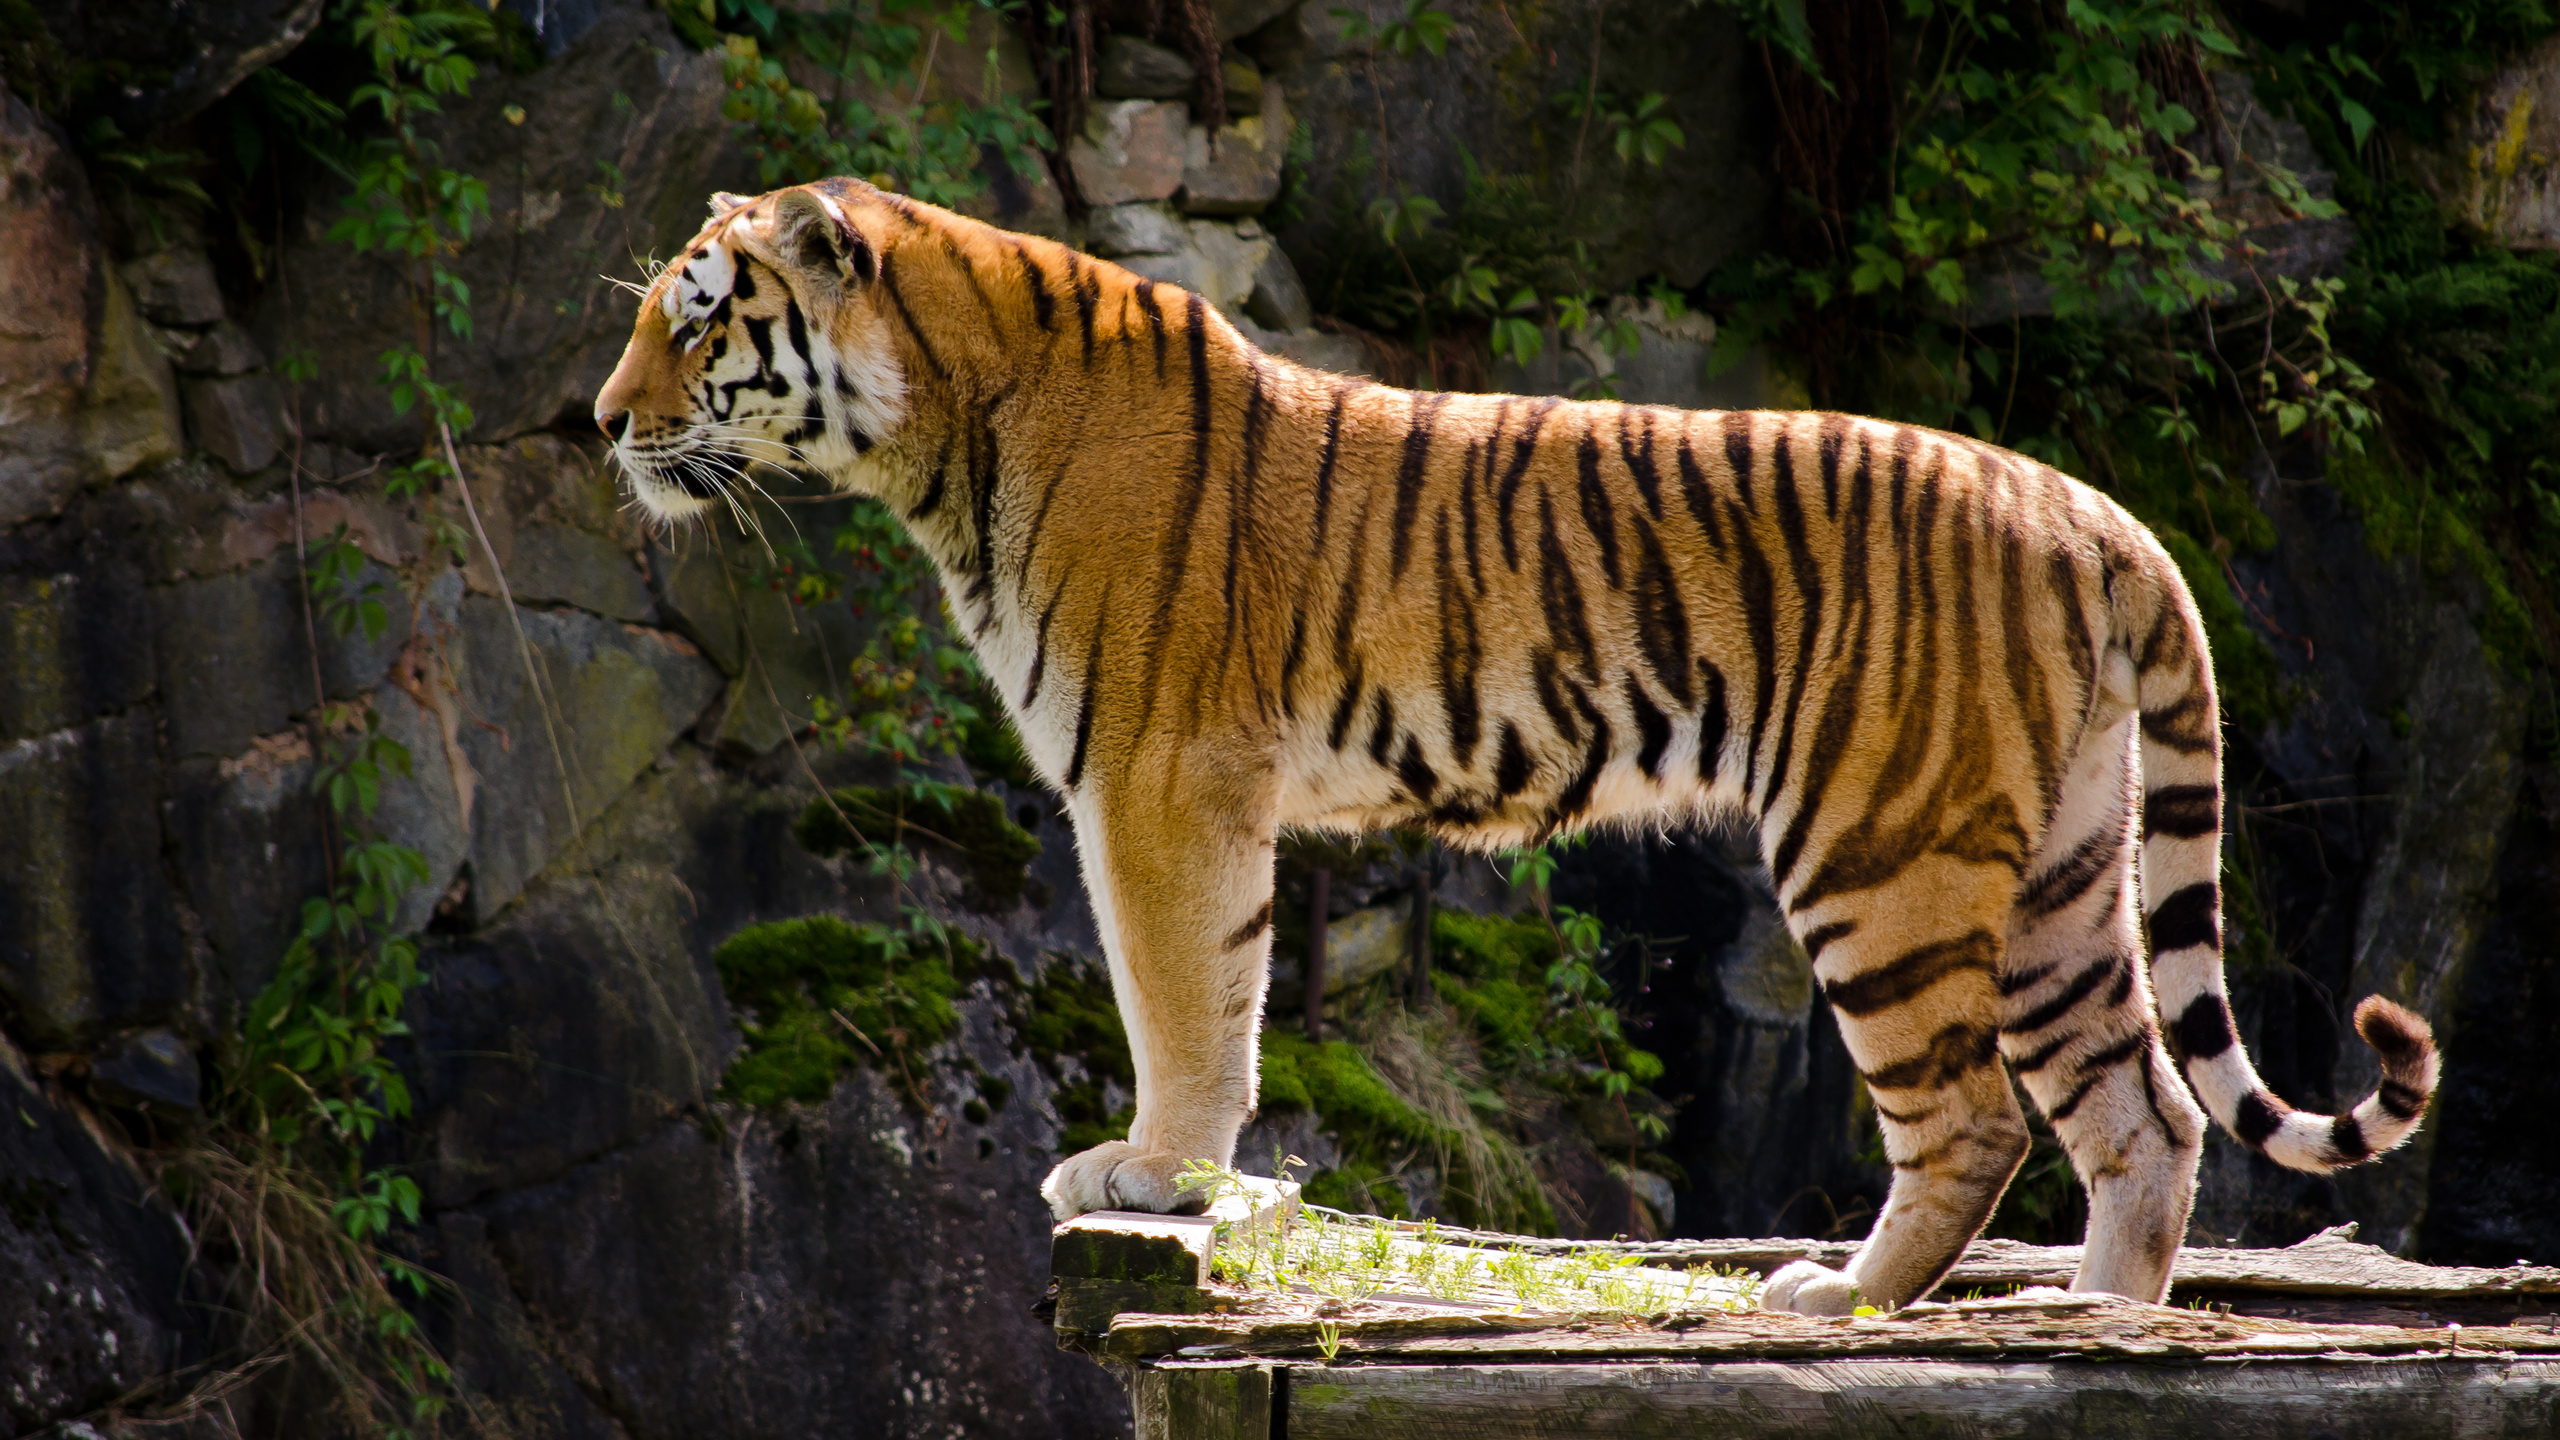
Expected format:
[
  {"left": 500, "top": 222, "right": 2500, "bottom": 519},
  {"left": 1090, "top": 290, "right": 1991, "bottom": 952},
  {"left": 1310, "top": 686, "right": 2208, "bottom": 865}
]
[
  {"left": 909, "top": 432, "right": 954, "bottom": 521},
  {"left": 1817, "top": 413, "right": 1847, "bottom": 520},
  {"left": 2328, "top": 1113, "right": 2371, "bottom": 1162},
  {"left": 2144, "top": 784, "right": 2220, "bottom": 839},
  {"left": 2020, "top": 827, "right": 2119, "bottom": 919},
  {"left": 1696, "top": 658, "right": 1729, "bottom": 785},
  {"left": 1722, "top": 415, "right": 1757, "bottom": 512},
  {"left": 729, "top": 260, "right": 757, "bottom": 300},
  {"left": 1864, "top": 1022, "right": 1997, "bottom": 1092},
  {"left": 1311, "top": 385, "right": 1351, "bottom": 546},
  {"left": 1626, "top": 676, "right": 1670, "bottom": 778},
  {"left": 877, "top": 252, "right": 947, "bottom": 379},
  {"left": 783, "top": 297, "right": 814, "bottom": 377},
  {"left": 1495, "top": 723, "right": 1536, "bottom": 796},
  {"left": 2234, "top": 1090, "right": 2286, "bottom": 1147},
  {"left": 1619, "top": 409, "right": 1663, "bottom": 519},
  {"left": 1065, "top": 608, "right": 1106, "bottom": 788},
  {"left": 1013, "top": 241, "right": 1056, "bottom": 331},
  {"left": 1142, "top": 282, "right": 1170, "bottom": 380},
  {"left": 2009, "top": 1030, "right": 2074, "bottom": 1075},
  {"left": 1129, "top": 294, "right": 1217, "bottom": 735},
  {"left": 1530, "top": 652, "right": 1583, "bottom": 746},
  {"left": 1576, "top": 426, "right": 1624, "bottom": 588},
  {"left": 1396, "top": 737, "right": 1439, "bottom": 803},
  {"left": 1496, "top": 398, "right": 1559, "bottom": 569},
  {"left": 1326, "top": 660, "right": 1365, "bottom": 750},
  {"left": 1760, "top": 429, "right": 1824, "bottom": 816},
  {"left": 1826, "top": 930, "right": 1997, "bottom": 1017},
  {"left": 1800, "top": 920, "right": 1855, "bottom": 964},
  {"left": 1537, "top": 490, "right": 1599, "bottom": 679},
  {"left": 2005, "top": 954, "right": 2120, "bottom": 1036},
  {"left": 2147, "top": 881, "right": 2220, "bottom": 954},
  {"left": 1225, "top": 900, "right": 1274, "bottom": 949},
  {"left": 2046, "top": 1033, "right": 2146, "bottom": 1122},
  {"left": 1553, "top": 708, "right": 1612, "bottom": 822},
  {"left": 969, "top": 420, "right": 1000, "bottom": 574},
  {"left": 1023, "top": 589, "right": 1060, "bottom": 708},
  {"left": 1390, "top": 393, "right": 1447, "bottom": 581},
  {"left": 1630, "top": 517, "right": 1694, "bottom": 707},
  {"left": 2140, "top": 690, "right": 2216, "bottom": 755},
  {"left": 1278, "top": 611, "right": 1307, "bottom": 719},
  {"left": 2378, "top": 1080, "right": 2427, "bottom": 1120},
  {"left": 1731, "top": 517, "right": 1777, "bottom": 798},
  {"left": 1675, "top": 433, "right": 1725, "bottom": 552},
  {"left": 1367, "top": 690, "right": 1397, "bottom": 766},
  {"left": 1068, "top": 254, "right": 1098, "bottom": 364},
  {"left": 1436, "top": 516, "right": 1483, "bottom": 768},
  {"left": 2170, "top": 993, "right": 2235, "bottom": 1062}
]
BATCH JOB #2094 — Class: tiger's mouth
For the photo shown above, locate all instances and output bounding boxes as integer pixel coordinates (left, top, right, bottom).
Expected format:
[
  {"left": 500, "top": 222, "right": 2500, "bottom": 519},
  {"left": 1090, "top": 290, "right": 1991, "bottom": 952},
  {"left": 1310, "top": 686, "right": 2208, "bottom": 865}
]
[{"left": 611, "top": 421, "right": 799, "bottom": 525}]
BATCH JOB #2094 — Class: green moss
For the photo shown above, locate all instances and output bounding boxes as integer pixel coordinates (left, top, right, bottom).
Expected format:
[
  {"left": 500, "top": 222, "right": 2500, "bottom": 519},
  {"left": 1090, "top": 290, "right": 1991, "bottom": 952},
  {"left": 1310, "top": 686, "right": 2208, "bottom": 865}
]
[
  {"left": 2328, "top": 446, "right": 2540, "bottom": 674},
  {"left": 1260, "top": 1030, "right": 1447, "bottom": 1151},
  {"left": 714, "top": 916, "right": 972, "bottom": 1108},
  {"left": 794, "top": 784, "right": 1041, "bottom": 910},
  {"left": 1006, "top": 953, "right": 1138, "bottom": 1153}
]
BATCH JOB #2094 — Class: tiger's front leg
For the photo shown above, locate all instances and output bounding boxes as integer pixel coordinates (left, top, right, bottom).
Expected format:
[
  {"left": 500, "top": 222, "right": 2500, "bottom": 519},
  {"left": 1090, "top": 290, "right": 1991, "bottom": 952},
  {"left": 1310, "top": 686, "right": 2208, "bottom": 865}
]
[{"left": 1039, "top": 751, "right": 1278, "bottom": 1220}]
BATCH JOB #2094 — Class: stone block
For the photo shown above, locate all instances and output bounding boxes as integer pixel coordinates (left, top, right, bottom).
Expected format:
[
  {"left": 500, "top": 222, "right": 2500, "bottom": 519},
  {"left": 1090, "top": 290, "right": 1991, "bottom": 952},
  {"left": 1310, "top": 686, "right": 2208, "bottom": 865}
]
[
  {"left": 152, "top": 553, "right": 412, "bottom": 760},
  {"left": 953, "top": 144, "right": 1071, "bottom": 241},
  {"left": 28, "top": 0, "right": 326, "bottom": 131},
  {"left": 648, "top": 506, "right": 867, "bottom": 756},
  {"left": 448, "top": 596, "right": 723, "bottom": 921},
  {"left": 1213, "top": 0, "right": 1299, "bottom": 40},
  {"left": 505, "top": 523, "right": 654, "bottom": 622},
  {"left": 78, "top": 266, "right": 186, "bottom": 483},
  {"left": 119, "top": 249, "right": 225, "bottom": 327},
  {"left": 1178, "top": 84, "right": 1287, "bottom": 215},
  {"left": 182, "top": 371, "right": 282, "bottom": 474},
  {"left": 255, "top": 0, "right": 758, "bottom": 449},
  {"left": 0, "top": 88, "right": 100, "bottom": 530},
  {"left": 1244, "top": 242, "right": 1312, "bottom": 330},
  {"left": 0, "top": 711, "right": 187, "bottom": 1048},
  {"left": 1096, "top": 34, "right": 1196, "bottom": 99},
  {"left": 0, "top": 563, "right": 155, "bottom": 747},
  {"left": 176, "top": 320, "right": 266, "bottom": 376},
  {"left": 164, "top": 737, "right": 328, "bottom": 996},
  {"left": 0, "top": 1061, "right": 205, "bottom": 1438},
  {"left": 1068, "top": 100, "right": 1188, "bottom": 206},
  {"left": 1223, "top": 58, "right": 1265, "bottom": 114},
  {"left": 1266, "top": 903, "right": 1409, "bottom": 1010},
  {"left": 1117, "top": 219, "right": 1271, "bottom": 318},
  {"left": 1085, "top": 201, "right": 1190, "bottom": 257},
  {"left": 89, "top": 1029, "right": 202, "bottom": 1113}
]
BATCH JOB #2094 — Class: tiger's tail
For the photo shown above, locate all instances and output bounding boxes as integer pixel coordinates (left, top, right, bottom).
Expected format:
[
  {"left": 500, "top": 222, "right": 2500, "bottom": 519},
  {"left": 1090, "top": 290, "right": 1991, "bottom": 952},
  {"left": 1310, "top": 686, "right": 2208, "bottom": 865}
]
[{"left": 2129, "top": 555, "right": 2439, "bottom": 1174}]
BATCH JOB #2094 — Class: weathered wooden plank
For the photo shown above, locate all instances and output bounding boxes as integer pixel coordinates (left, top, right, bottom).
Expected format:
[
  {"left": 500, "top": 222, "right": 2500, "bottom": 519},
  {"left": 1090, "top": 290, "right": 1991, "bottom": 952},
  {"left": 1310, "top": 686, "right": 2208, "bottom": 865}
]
[
  {"left": 1107, "top": 1292, "right": 2560, "bottom": 1364},
  {"left": 1052, "top": 1212, "right": 1219, "bottom": 1286},
  {"left": 1128, "top": 1361, "right": 1272, "bottom": 1440},
  {"left": 1283, "top": 1358, "right": 2560, "bottom": 1439}
]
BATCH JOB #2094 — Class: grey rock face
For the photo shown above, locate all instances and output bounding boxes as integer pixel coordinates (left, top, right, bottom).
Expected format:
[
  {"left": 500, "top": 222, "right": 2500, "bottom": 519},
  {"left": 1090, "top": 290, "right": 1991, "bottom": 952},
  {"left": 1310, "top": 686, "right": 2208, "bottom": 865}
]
[
  {"left": 89, "top": 1028, "right": 202, "bottom": 1112},
  {"left": 1084, "top": 200, "right": 1191, "bottom": 257},
  {"left": 1245, "top": 239, "right": 1313, "bottom": 330},
  {"left": 181, "top": 372, "right": 283, "bottom": 475},
  {"left": 22, "top": 0, "right": 323, "bottom": 130},
  {"left": 0, "top": 1054, "right": 209, "bottom": 1437},
  {"left": 1260, "top": 0, "right": 1773, "bottom": 296},
  {"left": 0, "top": 711, "right": 189, "bottom": 1049},
  {"left": 254, "top": 0, "right": 755, "bottom": 450},
  {"left": 120, "top": 249, "right": 225, "bottom": 328},
  {"left": 1179, "top": 83, "right": 1289, "bottom": 215},
  {"left": 648, "top": 500, "right": 867, "bottom": 757},
  {"left": 0, "top": 94, "right": 181, "bottom": 528},
  {"left": 1068, "top": 99, "right": 1189, "bottom": 206},
  {"left": 1096, "top": 34, "right": 1197, "bottom": 98}
]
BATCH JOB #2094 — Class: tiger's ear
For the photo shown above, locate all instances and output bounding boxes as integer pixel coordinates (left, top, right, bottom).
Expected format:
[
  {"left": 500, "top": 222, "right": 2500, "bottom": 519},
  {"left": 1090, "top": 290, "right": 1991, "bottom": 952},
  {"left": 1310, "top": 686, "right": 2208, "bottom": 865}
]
[
  {"left": 770, "top": 189, "right": 875, "bottom": 291},
  {"left": 708, "top": 191, "right": 753, "bottom": 218}
]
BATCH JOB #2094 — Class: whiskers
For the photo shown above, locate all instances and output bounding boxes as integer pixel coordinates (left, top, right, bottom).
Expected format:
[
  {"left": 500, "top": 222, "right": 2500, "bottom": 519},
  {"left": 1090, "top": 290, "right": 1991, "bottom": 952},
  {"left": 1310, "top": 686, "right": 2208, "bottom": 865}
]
[{"left": 610, "top": 420, "right": 824, "bottom": 556}]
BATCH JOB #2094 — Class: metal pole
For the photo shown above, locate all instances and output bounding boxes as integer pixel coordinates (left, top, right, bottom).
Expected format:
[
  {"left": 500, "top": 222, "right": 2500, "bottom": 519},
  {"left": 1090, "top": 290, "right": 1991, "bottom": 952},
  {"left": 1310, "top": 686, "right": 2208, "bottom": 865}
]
[
  {"left": 1410, "top": 847, "right": 1435, "bottom": 1002},
  {"left": 1304, "top": 866, "right": 1330, "bottom": 1040}
]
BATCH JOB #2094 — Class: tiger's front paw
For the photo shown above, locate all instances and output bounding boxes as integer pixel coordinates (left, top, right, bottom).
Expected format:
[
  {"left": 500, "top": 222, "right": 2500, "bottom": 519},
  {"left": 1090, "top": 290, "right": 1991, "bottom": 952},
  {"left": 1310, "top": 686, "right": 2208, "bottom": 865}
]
[
  {"left": 1040, "top": 1141, "right": 1213, "bottom": 1221},
  {"left": 1761, "top": 1259, "right": 1863, "bottom": 1316}
]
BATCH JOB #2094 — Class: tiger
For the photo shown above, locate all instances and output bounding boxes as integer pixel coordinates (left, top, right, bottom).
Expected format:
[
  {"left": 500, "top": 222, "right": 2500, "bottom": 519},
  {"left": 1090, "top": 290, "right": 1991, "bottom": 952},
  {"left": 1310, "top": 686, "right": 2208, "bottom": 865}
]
[{"left": 593, "top": 177, "right": 2440, "bottom": 1315}]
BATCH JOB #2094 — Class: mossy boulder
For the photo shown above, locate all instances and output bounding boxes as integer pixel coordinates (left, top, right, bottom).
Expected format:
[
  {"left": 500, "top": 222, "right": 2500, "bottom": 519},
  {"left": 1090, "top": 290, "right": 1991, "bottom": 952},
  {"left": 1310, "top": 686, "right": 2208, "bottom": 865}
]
[
  {"left": 714, "top": 916, "right": 977, "bottom": 1109},
  {"left": 794, "top": 785, "right": 1041, "bottom": 912}
]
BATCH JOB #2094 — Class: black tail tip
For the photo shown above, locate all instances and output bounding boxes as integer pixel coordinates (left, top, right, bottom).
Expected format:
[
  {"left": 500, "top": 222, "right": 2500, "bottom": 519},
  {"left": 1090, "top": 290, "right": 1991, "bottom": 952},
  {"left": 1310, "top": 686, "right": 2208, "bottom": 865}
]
[{"left": 2353, "top": 996, "right": 2435, "bottom": 1073}]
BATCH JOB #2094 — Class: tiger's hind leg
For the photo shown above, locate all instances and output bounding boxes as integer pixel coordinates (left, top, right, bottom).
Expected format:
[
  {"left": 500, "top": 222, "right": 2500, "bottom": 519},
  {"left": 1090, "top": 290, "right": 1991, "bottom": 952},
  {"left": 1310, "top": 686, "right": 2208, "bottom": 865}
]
[
  {"left": 1764, "top": 870, "right": 2031, "bottom": 1315},
  {"left": 2000, "top": 712, "right": 2205, "bottom": 1302}
]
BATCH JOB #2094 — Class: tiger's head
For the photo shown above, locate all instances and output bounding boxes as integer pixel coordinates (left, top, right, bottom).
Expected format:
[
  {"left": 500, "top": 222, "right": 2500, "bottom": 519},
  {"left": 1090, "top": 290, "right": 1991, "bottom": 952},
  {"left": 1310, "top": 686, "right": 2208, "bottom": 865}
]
[{"left": 596, "top": 182, "right": 911, "bottom": 522}]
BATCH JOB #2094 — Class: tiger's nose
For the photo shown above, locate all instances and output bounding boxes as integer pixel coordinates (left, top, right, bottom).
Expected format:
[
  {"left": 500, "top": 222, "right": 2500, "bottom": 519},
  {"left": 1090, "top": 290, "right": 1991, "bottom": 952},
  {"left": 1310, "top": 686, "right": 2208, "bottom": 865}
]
[{"left": 597, "top": 408, "right": 628, "bottom": 439}]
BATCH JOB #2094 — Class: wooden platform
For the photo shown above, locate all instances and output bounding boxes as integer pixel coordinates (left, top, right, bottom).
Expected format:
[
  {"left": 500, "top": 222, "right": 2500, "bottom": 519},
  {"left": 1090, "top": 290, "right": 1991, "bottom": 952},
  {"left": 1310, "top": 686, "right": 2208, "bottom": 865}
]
[{"left": 1047, "top": 1194, "right": 2560, "bottom": 1438}]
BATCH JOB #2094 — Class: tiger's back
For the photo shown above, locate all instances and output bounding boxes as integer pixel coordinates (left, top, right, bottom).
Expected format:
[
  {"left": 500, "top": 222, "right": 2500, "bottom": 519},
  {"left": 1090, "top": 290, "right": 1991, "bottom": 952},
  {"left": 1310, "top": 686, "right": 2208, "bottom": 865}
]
[{"left": 596, "top": 179, "right": 2440, "bottom": 1314}]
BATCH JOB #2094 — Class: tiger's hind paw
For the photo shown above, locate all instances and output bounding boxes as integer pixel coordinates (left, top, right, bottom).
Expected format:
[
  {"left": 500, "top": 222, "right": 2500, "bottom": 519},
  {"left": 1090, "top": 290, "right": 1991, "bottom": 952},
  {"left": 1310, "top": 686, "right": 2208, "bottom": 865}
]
[
  {"left": 1761, "top": 1259, "right": 1864, "bottom": 1316},
  {"left": 1040, "top": 1142, "right": 1213, "bottom": 1222}
]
